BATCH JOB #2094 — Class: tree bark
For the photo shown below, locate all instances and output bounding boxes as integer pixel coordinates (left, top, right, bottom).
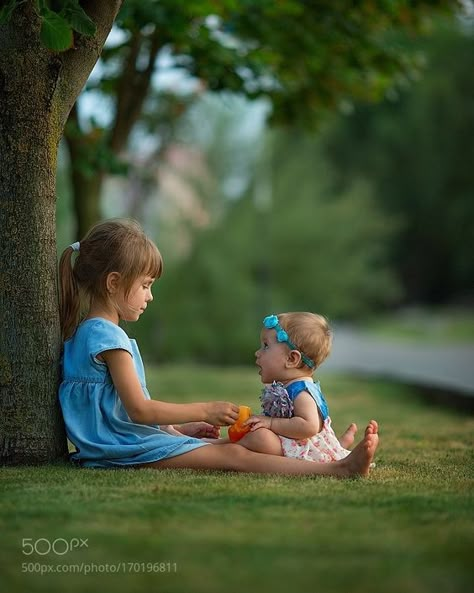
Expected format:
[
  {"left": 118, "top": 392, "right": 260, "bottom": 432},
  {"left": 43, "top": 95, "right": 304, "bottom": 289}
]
[
  {"left": 0, "top": 0, "right": 122, "bottom": 465},
  {"left": 64, "top": 106, "right": 104, "bottom": 239}
]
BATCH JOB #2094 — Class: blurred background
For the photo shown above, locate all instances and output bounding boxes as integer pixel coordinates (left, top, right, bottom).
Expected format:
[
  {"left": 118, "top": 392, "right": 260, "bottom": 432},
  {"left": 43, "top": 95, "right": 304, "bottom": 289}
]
[{"left": 55, "top": 2, "right": 474, "bottom": 378}]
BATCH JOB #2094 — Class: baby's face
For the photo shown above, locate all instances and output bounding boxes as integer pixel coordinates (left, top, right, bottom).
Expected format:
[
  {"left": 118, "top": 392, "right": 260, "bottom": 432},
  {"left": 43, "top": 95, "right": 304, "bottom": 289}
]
[{"left": 254, "top": 329, "right": 290, "bottom": 383}]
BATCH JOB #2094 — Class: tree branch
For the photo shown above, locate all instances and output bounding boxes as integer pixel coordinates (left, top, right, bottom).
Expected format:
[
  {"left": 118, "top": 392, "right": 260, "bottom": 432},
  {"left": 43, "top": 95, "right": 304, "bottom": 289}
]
[
  {"left": 57, "top": 0, "right": 124, "bottom": 128},
  {"left": 109, "top": 31, "right": 161, "bottom": 153}
]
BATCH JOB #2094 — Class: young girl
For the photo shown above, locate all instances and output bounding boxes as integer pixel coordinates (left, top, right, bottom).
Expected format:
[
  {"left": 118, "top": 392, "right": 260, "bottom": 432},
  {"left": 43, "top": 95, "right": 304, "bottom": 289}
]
[
  {"left": 236, "top": 313, "right": 361, "bottom": 462},
  {"left": 58, "top": 218, "right": 378, "bottom": 477}
]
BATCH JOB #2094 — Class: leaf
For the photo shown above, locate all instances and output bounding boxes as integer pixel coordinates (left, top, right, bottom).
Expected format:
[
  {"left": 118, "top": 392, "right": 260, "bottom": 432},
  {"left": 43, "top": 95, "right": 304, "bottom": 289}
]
[
  {"left": 40, "top": 8, "right": 73, "bottom": 52},
  {"left": 61, "top": 1, "right": 97, "bottom": 37},
  {"left": 0, "top": 0, "right": 17, "bottom": 25}
]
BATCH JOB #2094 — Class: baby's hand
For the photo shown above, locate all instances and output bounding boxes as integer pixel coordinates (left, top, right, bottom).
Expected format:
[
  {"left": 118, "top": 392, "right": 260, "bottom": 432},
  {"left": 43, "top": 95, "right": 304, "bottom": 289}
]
[
  {"left": 161, "top": 424, "right": 184, "bottom": 436},
  {"left": 179, "top": 422, "right": 221, "bottom": 439},
  {"left": 244, "top": 415, "right": 272, "bottom": 432},
  {"left": 205, "top": 402, "right": 240, "bottom": 426}
]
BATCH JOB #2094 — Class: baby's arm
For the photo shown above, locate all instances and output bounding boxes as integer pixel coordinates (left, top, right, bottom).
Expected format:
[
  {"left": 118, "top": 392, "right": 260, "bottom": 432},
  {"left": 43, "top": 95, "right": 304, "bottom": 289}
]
[
  {"left": 245, "top": 391, "right": 321, "bottom": 439},
  {"left": 174, "top": 422, "right": 221, "bottom": 439},
  {"left": 161, "top": 424, "right": 184, "bottom": 436},
  {"left": 100, "top": 349, "right": 239, "bottom": 426}
]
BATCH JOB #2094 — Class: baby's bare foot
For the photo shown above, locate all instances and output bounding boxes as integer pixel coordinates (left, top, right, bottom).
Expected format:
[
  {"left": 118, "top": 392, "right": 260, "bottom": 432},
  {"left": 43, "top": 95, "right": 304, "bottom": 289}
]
[
  {"left": 340, "top": 421, "right": 379, "bottom": 477},
  {"left": 365, "top": 419, "right": 378, "bottom": 436},
  {"left": 339, "top": 422, "right": 357, "bottom": 448}
]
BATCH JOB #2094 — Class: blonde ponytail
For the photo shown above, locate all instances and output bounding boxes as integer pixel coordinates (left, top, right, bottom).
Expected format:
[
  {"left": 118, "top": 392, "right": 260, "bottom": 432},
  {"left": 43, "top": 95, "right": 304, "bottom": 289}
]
[{"left": 58, "top": 246, "right": 80, "bottom": 341}]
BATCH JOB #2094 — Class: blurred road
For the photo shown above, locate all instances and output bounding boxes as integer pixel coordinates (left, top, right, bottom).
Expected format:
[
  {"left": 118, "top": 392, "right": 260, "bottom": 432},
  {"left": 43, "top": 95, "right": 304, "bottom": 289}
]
[{"left": 322, "top": 326, "right": 474, "bottom": 396}]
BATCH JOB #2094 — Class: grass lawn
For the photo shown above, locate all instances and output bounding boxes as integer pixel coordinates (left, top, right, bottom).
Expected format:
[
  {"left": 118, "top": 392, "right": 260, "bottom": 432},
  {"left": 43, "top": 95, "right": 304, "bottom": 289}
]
[
  {"left": 359, "top": 307, "right": 474, "bottom": 344},
  {"left": 1, "top": 365, "right": 473, "bottom": 593}
]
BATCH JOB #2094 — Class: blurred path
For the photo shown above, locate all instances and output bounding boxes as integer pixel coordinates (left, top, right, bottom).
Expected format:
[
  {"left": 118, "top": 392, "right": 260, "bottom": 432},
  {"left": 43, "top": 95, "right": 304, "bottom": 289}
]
[{"left": 321, "top": 326, "right": 474, "bottom": 396}]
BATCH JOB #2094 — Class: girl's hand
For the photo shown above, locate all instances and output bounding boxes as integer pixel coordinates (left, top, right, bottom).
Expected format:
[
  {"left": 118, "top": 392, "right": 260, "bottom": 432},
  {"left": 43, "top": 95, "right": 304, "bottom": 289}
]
[
  {"left": 178, "top": 422, "right": 221, "bottom": 439},
  {"left": 244, "top": 415, "right": 273, "bottom": 432},
  {"left": 205, "top": 402, "right": 240, "bottom": 426}
]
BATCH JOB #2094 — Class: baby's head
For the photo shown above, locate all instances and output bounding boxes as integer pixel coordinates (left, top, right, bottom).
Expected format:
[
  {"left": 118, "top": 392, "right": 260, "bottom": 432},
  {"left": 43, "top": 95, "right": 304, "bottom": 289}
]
[
  {"left": 59, "top": 219, "right": 163, "bottom": 338},
  {"left": 265, "top": 312, "right": 332, "bottom": 370}
]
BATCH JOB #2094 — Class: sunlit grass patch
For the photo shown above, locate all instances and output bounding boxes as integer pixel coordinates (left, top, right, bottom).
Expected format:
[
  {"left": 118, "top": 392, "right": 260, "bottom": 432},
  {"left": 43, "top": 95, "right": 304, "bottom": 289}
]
[{"left": 1, "top": 366, "right": 473, "bottom": 593}]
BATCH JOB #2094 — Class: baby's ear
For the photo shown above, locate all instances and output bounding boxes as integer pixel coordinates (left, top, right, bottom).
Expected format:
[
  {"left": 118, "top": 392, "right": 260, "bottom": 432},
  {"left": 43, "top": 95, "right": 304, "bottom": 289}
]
[{"left": 286, "top": 350, "right": 302, "bottom": 368}]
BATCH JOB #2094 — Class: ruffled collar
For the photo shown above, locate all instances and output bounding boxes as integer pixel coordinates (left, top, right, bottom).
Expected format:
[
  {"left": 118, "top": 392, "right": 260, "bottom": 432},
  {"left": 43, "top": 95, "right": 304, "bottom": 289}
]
[{"left": 260, "top": 381, "right": 294, "bottom": 418}]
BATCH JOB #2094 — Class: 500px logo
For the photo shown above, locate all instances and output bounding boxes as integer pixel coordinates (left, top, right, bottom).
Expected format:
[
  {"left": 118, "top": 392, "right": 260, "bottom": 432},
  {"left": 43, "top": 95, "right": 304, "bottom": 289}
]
[{"left": 22, "top": 538, "right": 89, "bottom": 556}]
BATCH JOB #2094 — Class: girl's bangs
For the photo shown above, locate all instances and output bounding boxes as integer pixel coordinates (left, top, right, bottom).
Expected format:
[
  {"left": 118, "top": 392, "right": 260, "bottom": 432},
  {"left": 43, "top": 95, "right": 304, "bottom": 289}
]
[{"left": 141, "top": 239, "right": 163, "bottom": 279}]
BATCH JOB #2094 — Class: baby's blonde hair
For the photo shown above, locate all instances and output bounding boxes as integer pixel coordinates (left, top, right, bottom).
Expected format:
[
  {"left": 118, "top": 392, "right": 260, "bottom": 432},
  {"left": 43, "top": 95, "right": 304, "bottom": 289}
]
[
  {"left": 59, "top": 219, "right": 163, "bottom": 340},
  {"left": 277, "top": 312, "right": 332, "bottom": 369}
]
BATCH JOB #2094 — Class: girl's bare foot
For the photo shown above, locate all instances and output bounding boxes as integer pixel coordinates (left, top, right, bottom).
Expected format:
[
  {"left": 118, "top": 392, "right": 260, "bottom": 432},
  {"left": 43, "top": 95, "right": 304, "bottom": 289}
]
[
  {"left": 340, "top": 420, "right": 379, "bottom": 477},
  {"left": 339, "top": 422, "right": 357, "bottom": 448}
]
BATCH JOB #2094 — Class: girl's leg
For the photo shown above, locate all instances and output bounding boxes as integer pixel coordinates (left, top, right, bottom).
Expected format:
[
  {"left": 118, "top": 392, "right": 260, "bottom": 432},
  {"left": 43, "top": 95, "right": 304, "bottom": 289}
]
[
  {"left": 200, "top": 437, "right": 230, "bottom": 445},
  {"left": 139, "top": 420, "right": 379, "bottom": 478}
]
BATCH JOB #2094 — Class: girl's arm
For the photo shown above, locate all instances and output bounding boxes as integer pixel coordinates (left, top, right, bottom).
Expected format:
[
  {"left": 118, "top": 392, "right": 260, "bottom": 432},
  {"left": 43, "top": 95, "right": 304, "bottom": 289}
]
[
  {"left": 245, "top": 391, "right": 321, "bottom": 439},
  {"left": 101, "top": 349, "right": 239, "bottom": 426}
]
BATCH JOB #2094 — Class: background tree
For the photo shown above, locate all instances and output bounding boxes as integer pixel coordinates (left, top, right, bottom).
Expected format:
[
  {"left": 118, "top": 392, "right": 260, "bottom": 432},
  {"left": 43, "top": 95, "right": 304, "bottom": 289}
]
[
  {"left": 131, "top": 124, "right": 400, "bottom": 364},
  {"left": 320, "top": 21, "right": 474, "bottom": 304},
  {"left": 0, "top": 0, "right": 123, "bottom": 465},
  {"left": 65, "top": 0, "right": 454, "bottom": 238},
  {"left": 130, "top": 19, "right": 474, "bottom": 363}
]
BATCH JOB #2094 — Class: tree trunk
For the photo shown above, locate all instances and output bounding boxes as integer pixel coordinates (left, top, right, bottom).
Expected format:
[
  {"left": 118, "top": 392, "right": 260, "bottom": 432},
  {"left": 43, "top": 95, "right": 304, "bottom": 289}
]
[
  {"left": 0, "top": 0, "right": 122, "bottom": 465},
  {"left": 71, "top": 168, "right": 104, "bottom": 241},
  {"left": 64, "top": 120, "right": 104, "bottom": 239},
  {"left": 65, "top": 30, "right": 161, "bottom": 236}
]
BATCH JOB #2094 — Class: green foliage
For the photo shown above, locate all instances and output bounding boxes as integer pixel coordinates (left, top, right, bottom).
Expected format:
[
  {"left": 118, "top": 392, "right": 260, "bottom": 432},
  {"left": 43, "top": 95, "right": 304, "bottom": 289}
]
[
  {"left": 320, "top": 22, "right": 474, "bottom": 303},
  {"left": 60, "top": 0, "right": 457, "bottom": 237},
  {"left": 130, "top": 119, "right": 399, "bottom": 363},
  {"left": 39, "top": 7, "right": 73, "bottom": 51},
  {"left": 60, "top": 0, "right": 96, "bottom": 36},
  {"left": 0, "top": 0, "right": 16, "bottom": 24},
  {"left": 106, "top": 0, "right": 454, "bottom": 126},
  {"left": 0, "top": 0, "right": 96, "bottom": 51},
  {"left": 266, "top": 131, "right": 401, "bottom": 316},
  {"left": 64, "top": 119, "right": 129, "bottom": 177}
]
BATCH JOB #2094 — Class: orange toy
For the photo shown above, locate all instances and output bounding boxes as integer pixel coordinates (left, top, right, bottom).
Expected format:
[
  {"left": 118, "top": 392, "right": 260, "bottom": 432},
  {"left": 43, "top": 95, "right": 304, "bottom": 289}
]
[{"left": 228, "top": 406, "right": 252, "bottom": 442}]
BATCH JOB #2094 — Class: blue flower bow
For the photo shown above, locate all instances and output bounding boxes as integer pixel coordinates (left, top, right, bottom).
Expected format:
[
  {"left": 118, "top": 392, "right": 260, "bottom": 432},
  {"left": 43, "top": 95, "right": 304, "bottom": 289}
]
[{"left": 263, "top": 315, "right": 315, "bottom": 368}]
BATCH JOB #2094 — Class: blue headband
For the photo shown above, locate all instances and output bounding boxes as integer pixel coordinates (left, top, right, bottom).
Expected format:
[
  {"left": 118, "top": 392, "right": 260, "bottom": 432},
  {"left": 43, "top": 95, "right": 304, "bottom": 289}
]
[{"left": 263, "top": 315, "right": 315, "bottom": 368}]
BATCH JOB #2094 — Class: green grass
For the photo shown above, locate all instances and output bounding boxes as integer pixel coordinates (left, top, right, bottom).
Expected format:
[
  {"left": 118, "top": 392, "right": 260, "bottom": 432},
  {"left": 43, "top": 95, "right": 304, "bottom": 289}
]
[
  {"left": 360, "top": 307, "right": 474, "bottom": 344},
  {"left": 1, "top": 365, "right": 473, "bottom": 593}
]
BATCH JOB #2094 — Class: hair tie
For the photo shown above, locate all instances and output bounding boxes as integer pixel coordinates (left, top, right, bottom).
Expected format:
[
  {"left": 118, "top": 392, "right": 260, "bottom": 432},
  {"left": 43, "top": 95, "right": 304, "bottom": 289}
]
[{"left": 69, "top": 242, "right": 80, "bottom": 252}]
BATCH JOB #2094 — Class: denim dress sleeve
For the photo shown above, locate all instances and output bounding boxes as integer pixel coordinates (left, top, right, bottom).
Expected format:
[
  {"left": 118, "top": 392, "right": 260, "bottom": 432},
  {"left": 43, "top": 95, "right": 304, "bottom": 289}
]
[{"left": 59, "top": 318, "right": 209, "bottom": 468}]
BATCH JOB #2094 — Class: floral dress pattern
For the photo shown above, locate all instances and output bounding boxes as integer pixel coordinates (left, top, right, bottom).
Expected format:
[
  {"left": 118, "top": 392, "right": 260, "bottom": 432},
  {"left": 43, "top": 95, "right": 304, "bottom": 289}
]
[{"left": 260, "top": 380, "right": 350, "bottom": 463}]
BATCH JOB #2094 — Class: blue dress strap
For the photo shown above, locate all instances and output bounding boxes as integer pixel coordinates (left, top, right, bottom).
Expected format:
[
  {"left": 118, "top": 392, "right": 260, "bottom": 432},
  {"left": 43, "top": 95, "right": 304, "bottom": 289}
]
[{"left": 286, "top": 380, "right": 329, "bottom": 420}]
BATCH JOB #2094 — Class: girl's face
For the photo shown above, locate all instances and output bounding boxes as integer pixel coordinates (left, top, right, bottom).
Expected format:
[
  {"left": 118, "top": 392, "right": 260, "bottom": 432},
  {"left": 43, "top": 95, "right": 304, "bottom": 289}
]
[
  {"left": 116, "top": 275, "right": 155, "bottom": 322},
  {"left": 255, "top": 328, "right": 290, "bottom": 384}
]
